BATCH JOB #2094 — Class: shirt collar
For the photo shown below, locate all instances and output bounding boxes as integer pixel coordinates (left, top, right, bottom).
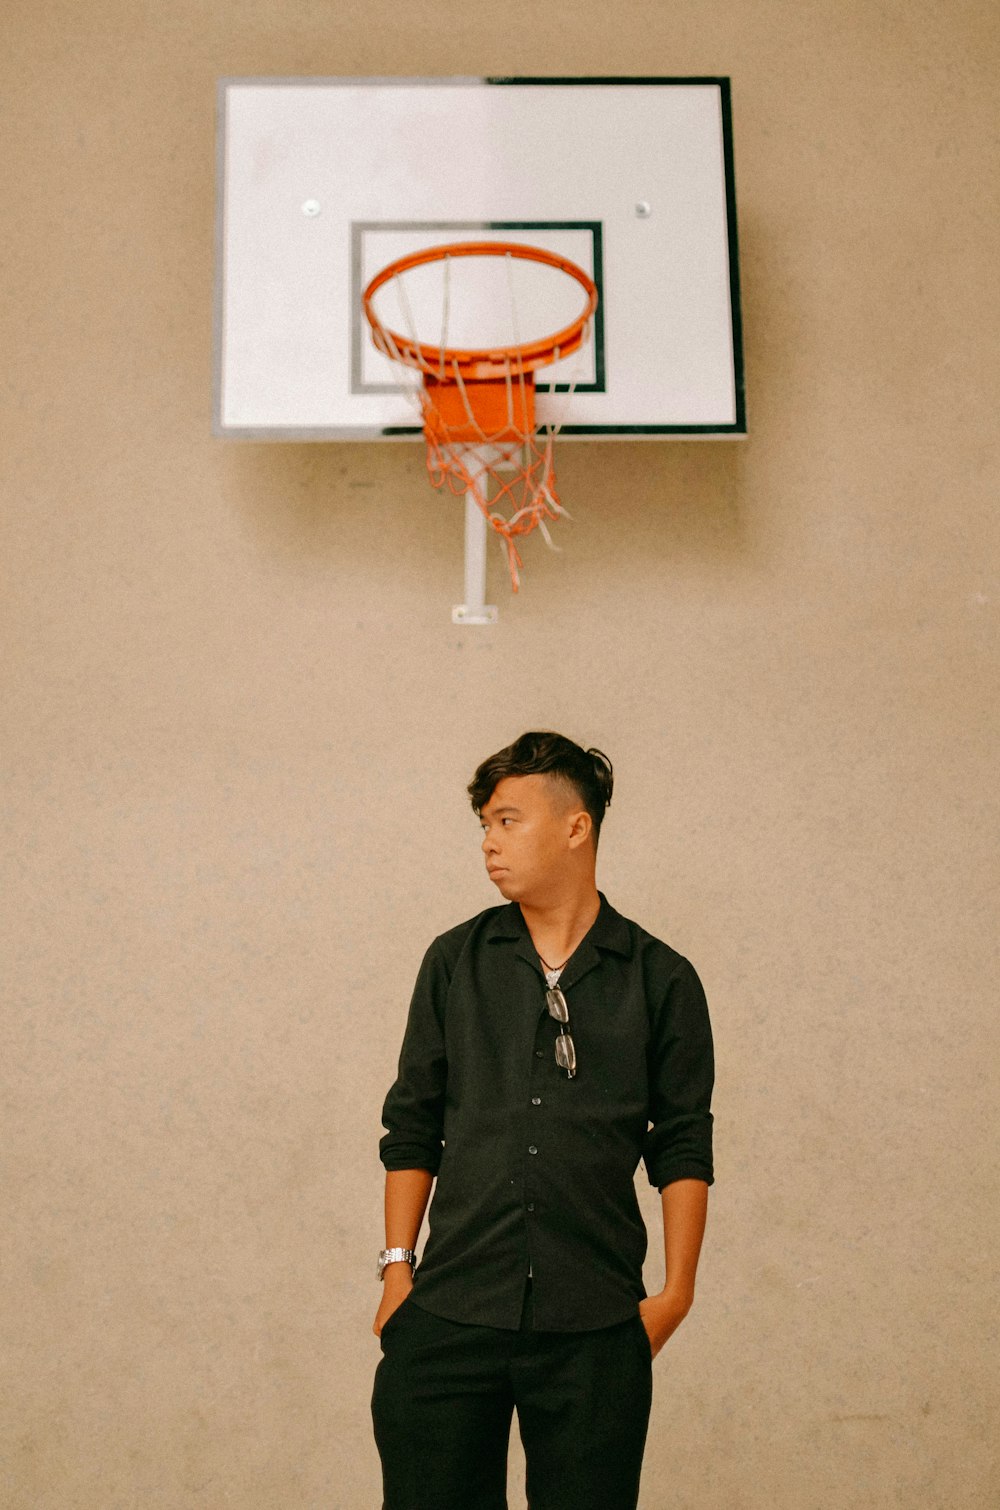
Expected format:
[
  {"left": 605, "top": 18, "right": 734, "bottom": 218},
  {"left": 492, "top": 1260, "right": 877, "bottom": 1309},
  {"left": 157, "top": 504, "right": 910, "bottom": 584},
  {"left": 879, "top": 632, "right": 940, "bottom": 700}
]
[{"left": 484, "top": 892, "right": 632, "bottom": 990}]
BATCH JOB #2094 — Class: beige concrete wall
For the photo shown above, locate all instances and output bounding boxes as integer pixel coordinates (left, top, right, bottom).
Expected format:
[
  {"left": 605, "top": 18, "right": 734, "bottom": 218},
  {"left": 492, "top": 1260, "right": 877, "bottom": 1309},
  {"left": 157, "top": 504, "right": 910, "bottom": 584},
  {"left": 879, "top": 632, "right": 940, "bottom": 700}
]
[{"left": 3, "top": 2, "right": 997, "bottom": 1506}]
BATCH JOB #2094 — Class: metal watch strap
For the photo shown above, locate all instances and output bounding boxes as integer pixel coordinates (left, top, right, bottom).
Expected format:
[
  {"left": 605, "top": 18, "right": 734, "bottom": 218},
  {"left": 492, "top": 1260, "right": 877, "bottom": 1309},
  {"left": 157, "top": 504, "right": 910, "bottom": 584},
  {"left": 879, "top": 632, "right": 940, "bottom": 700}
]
[{"left": 377, "top": 1247, "right": 416, "bottom": 1281}]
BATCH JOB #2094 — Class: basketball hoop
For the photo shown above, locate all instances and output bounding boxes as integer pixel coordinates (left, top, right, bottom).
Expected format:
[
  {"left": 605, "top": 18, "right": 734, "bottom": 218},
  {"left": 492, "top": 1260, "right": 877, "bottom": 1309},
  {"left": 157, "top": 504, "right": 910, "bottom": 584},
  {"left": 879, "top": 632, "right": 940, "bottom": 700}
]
[{"left": 362, "top": 242, "right": 598, "bottom": 617}]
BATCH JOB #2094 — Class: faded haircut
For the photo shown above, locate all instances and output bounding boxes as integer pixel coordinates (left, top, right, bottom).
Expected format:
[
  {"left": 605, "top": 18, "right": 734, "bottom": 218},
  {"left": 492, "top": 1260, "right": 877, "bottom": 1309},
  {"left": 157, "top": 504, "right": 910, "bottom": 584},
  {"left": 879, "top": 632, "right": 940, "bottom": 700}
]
[{"left": 468, "top": 731, "right": 614, "bottom": 847}]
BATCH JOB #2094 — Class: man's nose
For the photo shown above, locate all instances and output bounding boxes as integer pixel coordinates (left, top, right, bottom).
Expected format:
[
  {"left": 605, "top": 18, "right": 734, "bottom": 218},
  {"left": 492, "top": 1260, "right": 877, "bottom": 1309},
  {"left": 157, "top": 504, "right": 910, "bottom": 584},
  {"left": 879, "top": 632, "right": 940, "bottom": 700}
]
[{"left": 482, "top": 829, "right": 499, "bottom": 855}]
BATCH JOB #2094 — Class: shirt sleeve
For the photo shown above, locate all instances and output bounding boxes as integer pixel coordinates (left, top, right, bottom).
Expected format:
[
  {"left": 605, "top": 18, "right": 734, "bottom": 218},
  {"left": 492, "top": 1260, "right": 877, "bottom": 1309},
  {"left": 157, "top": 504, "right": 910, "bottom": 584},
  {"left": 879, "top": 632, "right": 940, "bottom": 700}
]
[
  {"left": 642, "top": 955, "right": 715, "bottom": 1189},
  {"left": 379, "top": 939, "right": 450, "bottom": 1175}
]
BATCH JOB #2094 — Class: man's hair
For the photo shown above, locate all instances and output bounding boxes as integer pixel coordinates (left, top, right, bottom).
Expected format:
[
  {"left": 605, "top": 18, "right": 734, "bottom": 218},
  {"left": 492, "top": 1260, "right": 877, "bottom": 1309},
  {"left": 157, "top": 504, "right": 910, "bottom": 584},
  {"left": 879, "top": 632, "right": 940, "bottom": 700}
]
[{"left": 468, "top": 732, "right": 614, "bottom": 846}]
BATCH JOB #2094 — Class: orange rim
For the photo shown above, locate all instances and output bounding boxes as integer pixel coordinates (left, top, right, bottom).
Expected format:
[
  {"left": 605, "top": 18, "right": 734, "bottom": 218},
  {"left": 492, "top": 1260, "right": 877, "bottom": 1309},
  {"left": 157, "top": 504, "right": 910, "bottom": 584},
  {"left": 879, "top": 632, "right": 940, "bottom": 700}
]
[{"left": 362, "top": 240, "right": 598, "bottom": 379}]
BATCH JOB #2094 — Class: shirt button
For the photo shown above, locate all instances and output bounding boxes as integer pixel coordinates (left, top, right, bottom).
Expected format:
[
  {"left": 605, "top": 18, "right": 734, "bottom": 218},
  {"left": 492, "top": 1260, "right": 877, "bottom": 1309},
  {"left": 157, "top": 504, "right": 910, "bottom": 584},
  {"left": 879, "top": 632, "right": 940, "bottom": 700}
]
[
  {"left": 527, "top": 1202, "right": 535, "bottom": 1212},
  {"left": 535, "top": 1050, "right": 544, "bottom": 1058},
  {"left": 528, "top": 1145, "right": 538, "bottom": 1155},
  {"left": 531, "top": 1097, "right": 541, "bottom": 1106}
]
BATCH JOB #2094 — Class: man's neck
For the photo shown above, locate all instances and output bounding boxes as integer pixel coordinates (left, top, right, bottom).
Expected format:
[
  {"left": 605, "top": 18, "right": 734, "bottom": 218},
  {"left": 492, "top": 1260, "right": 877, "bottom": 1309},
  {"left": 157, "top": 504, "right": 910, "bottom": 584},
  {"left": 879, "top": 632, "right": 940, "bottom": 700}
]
[{"left": 519, "top": 884, "right": 602, "bottom": 970}]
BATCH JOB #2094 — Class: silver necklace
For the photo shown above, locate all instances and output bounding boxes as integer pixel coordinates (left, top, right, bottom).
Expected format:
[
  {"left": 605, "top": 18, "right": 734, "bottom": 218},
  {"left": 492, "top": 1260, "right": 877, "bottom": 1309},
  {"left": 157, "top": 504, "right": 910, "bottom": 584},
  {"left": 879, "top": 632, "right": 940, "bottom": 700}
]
[{"left": 537, "top": 951, "right": 566, "bottom": 988}]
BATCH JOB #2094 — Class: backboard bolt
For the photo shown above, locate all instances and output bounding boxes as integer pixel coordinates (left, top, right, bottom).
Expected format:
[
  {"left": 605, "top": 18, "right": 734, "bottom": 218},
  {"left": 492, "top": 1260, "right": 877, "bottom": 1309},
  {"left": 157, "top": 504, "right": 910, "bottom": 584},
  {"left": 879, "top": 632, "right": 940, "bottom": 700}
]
[
  {"left": 302, "top": 200, "right": 321, "bottom": 217},
  {"left": 635, "top": 201, "right": 652, "bottom": 218}
]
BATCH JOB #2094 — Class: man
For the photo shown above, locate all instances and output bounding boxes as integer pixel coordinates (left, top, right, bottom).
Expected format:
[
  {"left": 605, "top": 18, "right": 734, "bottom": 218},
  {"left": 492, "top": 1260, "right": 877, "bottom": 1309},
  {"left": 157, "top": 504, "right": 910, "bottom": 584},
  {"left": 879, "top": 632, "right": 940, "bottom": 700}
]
[{"left": 372, "top": 732, "right": 714, "bottom": 1510}]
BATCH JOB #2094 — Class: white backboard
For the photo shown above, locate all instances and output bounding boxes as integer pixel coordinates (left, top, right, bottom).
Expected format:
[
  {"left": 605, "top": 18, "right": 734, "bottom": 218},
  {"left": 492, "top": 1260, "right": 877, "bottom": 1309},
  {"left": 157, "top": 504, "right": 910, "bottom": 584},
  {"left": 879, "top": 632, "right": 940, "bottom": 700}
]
[{"left": 214, "top": 77, "right": 745, "bottom": 439}]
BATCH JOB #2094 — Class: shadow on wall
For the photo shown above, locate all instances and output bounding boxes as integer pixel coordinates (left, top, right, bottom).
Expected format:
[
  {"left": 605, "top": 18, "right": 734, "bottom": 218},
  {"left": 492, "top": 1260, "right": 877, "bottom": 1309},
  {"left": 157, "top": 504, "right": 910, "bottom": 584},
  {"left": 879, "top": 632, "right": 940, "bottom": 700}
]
[{"left": 221, "top": 431, "right": 755, "bottom": 594}]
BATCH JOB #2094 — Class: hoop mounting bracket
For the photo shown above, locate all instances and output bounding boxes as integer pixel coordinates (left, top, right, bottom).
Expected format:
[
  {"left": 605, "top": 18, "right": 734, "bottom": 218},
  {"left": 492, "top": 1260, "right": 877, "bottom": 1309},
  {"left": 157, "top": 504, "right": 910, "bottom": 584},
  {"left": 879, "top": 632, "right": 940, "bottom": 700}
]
[{"left": 452, "top": 603, "right": 498, "bottom": 626}]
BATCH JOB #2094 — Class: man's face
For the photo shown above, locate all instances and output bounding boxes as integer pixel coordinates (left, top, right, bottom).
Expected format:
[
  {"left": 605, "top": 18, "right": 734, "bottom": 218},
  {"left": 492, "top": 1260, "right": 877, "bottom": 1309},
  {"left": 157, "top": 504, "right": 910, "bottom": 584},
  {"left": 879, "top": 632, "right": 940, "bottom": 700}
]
[{"left": 479, "top": 774, "right": 587, "bottom": 902}]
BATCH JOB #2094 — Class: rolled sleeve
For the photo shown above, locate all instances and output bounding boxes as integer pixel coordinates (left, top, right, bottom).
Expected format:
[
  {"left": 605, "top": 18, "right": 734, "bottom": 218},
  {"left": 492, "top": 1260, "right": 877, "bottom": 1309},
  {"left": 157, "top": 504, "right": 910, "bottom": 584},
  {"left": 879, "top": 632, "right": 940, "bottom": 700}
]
[
  {"left": 642, "top": 955, "right": 715, "bottom": 1189},
  {"left": 379, "top": 941, "right": 450, "bottom": 1175}
]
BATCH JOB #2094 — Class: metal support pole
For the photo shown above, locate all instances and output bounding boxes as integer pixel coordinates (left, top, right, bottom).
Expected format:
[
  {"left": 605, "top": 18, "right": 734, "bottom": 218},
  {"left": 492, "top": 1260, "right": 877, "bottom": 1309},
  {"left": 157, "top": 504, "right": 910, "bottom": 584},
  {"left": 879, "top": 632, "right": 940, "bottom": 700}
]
[{"left": 452, "top": 446, "right": 498, "bottom": 624}]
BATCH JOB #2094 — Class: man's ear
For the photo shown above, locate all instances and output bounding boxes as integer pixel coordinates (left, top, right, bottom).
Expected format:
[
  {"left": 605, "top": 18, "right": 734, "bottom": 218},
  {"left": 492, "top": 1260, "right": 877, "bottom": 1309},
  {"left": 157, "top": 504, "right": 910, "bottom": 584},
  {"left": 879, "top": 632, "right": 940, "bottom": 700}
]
[{"left": 567, "top": 809, "right": 593, "bottom": 850}]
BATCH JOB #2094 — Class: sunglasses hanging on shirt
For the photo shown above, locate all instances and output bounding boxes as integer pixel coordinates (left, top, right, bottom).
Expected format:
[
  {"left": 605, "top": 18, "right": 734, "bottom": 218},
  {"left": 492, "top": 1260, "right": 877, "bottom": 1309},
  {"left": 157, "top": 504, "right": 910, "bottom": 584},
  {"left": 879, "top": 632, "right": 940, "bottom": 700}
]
[{"left": 545, "top": 986, "right": 577, "bottom": 1079}]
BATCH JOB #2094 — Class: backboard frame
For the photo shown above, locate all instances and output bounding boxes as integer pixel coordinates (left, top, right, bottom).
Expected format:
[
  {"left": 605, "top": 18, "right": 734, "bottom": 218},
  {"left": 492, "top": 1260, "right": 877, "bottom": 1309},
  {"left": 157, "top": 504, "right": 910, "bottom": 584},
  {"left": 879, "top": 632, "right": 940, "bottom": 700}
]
[{"left": 214, "top": 75, "right": 746, "bottom": 440}]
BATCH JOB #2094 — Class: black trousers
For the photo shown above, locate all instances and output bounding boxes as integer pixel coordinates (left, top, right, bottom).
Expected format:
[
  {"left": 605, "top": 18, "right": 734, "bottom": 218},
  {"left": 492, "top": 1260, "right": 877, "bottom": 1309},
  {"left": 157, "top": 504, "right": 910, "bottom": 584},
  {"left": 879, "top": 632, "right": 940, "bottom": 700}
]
[{"left": 371, "top": 1287, "right": 653, "bottom": 1510}]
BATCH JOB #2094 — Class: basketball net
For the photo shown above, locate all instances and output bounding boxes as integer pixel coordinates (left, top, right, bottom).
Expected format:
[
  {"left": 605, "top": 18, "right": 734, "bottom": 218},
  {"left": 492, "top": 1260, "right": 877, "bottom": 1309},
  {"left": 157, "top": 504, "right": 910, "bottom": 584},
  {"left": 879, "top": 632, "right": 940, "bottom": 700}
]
[{"left": 363, "top": 243, "right": 597, "bottom": 591}]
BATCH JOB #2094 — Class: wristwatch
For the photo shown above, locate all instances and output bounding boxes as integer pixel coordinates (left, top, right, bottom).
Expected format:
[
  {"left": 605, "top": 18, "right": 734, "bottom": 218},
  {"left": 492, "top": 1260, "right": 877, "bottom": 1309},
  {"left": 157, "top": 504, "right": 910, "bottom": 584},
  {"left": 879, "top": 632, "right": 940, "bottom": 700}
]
[{"left": 377, "top": 1247, "right": 416, "bottom": 1281}]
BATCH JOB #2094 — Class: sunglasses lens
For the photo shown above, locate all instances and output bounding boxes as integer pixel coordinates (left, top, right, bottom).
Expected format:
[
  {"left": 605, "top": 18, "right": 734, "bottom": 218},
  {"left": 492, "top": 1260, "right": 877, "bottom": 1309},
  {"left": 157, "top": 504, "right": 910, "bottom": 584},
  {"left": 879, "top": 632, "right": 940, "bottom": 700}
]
[
  {"left": 555, "top": 1033, "right": 577, "bottom": 1075},
  {"left": 546, "top": 987, "right": 569, "bottom": 1022}
]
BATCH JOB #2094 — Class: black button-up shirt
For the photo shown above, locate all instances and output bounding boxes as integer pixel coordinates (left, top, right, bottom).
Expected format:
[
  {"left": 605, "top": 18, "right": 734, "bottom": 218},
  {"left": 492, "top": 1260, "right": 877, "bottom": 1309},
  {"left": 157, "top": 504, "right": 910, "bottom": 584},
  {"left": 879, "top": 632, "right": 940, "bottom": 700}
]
[{"left": 379, "top": 893, "right": 714, "bottom": 1332}]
